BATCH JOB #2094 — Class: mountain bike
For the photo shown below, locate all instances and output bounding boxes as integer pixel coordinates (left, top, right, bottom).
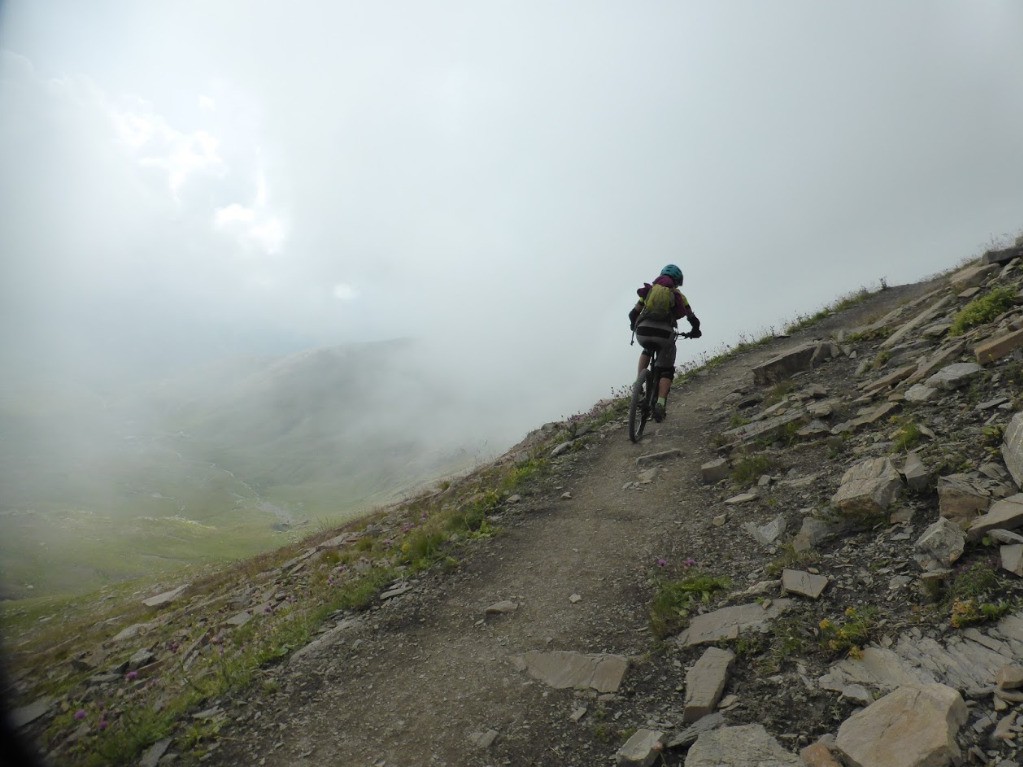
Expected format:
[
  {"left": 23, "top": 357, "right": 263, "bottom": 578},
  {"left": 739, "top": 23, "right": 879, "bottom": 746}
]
[{"left": 628, "top": 331, "right": 692, "bottom": 443}]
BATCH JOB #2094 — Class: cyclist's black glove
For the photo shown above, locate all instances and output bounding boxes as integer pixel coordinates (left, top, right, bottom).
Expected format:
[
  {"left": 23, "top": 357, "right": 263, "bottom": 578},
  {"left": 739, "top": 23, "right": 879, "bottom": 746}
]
[
  {"left": 689, "top": 328, "right": 702, "bottom": 339},
  {"left": 628, "top": 307, "right": 640, "bottom": 330}
]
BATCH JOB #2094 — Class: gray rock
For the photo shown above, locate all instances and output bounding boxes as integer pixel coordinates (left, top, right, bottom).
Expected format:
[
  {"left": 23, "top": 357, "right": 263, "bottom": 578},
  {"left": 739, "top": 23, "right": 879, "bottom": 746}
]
[
  {"left": 224, "top": 610, "right": 253, "bottom": 627},
  {"left": 835, "top": 684, "right": 968, "bottom": 767},
  {"left": 142, "top": 585, "right": 188, "bottom": 608},
  {"left": 469, "top": 729, "right": 499, "bottom": 749},
  {"left": 881, "top": 295, "right": 955, "bottom": 350},
  {"left": 140, "top": 738, "right": 172, "bottom": 767},
  {"left": 636, "top": 448, "right": 683, "bottom": 467},
  {"left": 902, "top": 452, "right": 933, "bottom": 492},
  {"left": 904, "top": 383, "right": 937, "bottom": 403},
  {"left": 792, "top": 516, "right": 846, "bottom": 552},
  {"left": 485, "top": 600, "right": 519, "bottom": 615},
  {"left": 511, "top": 651, "right": 628, "bottom": 693},
  {"left": 720, "top": 409, "right": 809, "bottom": 446},
  {"left": 831, "top": 457, "right": 903, "bottom": 517},
  {"left": 968, "top": 494, "right": 1023, "bottom": 541},
  {"left": 725, "top": 492, "right": 759, "bottom": 505},
  {"left": 914, "top": 517, "right": 966, "bottom": 569},
  {"left": 997, "top": 665, "right": 1023, "bottom": 690},
  {"left": 752, "top": 343, "right": 819, "bottom": 386},
  {"left": 925, "top": 362, "right": 985, "bottom": 391},
  {"left": 128, "top": 648, "right": 156, "bottom": 670},
  {"left": 745, "top": 515, "right": 787, "bottom": 546},
  {"left": 841, "top": 684, "right": 874, "bottom": 706},
  {"left": 990, "top": 528, "right": 1023, "bottom": 544},
  {"left": 949, "top": 262, "right": 1000, "bottom": 289},
  {"left": 983, "top": 246, "right": 1023, "bottom": 265},
  {"left": 109, "top": 621, "right": 159, "bottom": 643},
  {"left": 1004, "top": 412, "right": 1023, "bottom": 489},
  {"left": 701, "top": 457, "right": 730, "bottom": 484},
  {"left": 781, "top": 569, "right": 828, "bottom": 599},
  {"left": 664, "top": 712, "right": 724, "bottom": 749},
  {"left": 1001, "top": 544, "right": 1023, "bottom": 576},
  {"left": 676, "top": 600, "right": 793, "bottom": 647},
  {"left": 616, "top": 729, "right": 664, "bottom": 767},
  {"left": 683, "top": 647, "right": 735, "bottom": 723},
  {"left": 937, "top": 474, "right": 990, "bottom": 528},
  {"left": 10, "top": 696, "right": 53, "bottom": 728},
  {"left": 686, "top": 724, "right": 801, "bottom": 766},
  {"left": 551, "top": 441, "right": 574, "bottom": 457}
]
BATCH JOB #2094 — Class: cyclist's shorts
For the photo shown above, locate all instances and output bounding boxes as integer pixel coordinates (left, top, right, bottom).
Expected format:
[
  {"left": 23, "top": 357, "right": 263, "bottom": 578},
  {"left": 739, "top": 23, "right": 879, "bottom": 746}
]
[{"left": 635, "top": 322, "right": 677, "bottom": 372}]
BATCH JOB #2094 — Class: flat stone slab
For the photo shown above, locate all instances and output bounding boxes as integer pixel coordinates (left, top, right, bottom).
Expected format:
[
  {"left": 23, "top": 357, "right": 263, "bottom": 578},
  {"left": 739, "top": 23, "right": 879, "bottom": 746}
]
[
  {"left": 976, "top": 328, "right": 1023, "bottom": 365},
  {"left": 967, "top": 494, "right": 1023, "bottom": 541},
  {"left": 925, "top": 362, "right": 984, "bottom": 390},
  {"left": 720, "top": 409, "right": 808, "bottom": 446},
  {"left": 615, "top": 729, "right": 664, "bottom": 767},
  {"left": 683, "top": 647, "right": 735, "bottom": 723},
  {"left": 11, "top": 696, "right": 53, "bottom": 728},
  {"left": 781, "top": 569, "right": 828, "bottom": 599},
  {"left": 636, "top": 448, "right": 682, "bottom": 467},
  {"left": 752, "top": 343, "right": 818, "bottom": 386},
  {"left": 820, "top": 610, "right": 1023, "bottom": 695},
  {"left": 676, "top": 600, "right": 793, "bottom": 647},
  {"left": 835, "top": 684, "right": 968, "bottom": 767},
  {"left": 142, "top": 585, "right": 188, "bottom": 608},
  {"left": 512, "top": 651, "right": 628, "bottom": 693},
  {"left": 725, "top": 492, "right": 759, "bottom": 505},
  {"left": 686, "top": 724, "right": 801, "bottom": 766},
  {"left": 914, "top": 517, "right": 965, "bottom": 569}
]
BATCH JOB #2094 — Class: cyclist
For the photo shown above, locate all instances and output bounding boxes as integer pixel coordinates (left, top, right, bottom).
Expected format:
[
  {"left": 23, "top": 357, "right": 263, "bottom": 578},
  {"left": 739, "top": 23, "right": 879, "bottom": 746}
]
[{"left": 628, "top": 264, "right": 702, "bottom": 422}]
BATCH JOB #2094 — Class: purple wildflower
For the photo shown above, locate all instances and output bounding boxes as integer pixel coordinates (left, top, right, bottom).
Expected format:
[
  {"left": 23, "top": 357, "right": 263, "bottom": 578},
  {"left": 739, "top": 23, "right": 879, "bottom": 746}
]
[
  {"left": 656, "top": 558, "right": 668, "bottom": 568},
  {"left": 683, "top": 558, "right": 696, "bottom": 568},
  {"left": 125, "top": 670, "right": 138, "bottom": 681},
  {"left": 74, "top": 709, "right": 86, "bottom": 721},
  {"left": 97, "top": 719, "right": 109, "bottom": 731}
]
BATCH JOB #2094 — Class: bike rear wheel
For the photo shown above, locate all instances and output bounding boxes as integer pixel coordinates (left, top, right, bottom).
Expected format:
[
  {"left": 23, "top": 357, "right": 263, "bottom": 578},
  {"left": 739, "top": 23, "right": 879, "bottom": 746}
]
[{"left": 628, "top": 370, "right": 653, "bottom": 442}]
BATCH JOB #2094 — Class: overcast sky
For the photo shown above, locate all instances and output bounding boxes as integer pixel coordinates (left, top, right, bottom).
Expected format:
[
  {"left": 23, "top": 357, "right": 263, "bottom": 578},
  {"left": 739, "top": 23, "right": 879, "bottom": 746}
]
[{"left": 2, "top": 1, "right": 1023, "bottom": 433}]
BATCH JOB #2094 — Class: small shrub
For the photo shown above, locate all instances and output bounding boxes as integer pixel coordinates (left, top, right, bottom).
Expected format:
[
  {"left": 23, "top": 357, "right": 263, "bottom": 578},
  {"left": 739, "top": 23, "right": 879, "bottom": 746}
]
[
  {"left": 818, "top": 606, "right": 878, "bottom": 656},
  {"left": 649, "top": 573, "right": 730, "bottom": 639},
  {"left": 949, "top": 286, "right": 1016, "bottom": 336},
  {"left": 950, "top": 599, "right": 1011, "bottom": 628},
  {"left": 892, "top": 420, "right": 923, "bottom": 453}
]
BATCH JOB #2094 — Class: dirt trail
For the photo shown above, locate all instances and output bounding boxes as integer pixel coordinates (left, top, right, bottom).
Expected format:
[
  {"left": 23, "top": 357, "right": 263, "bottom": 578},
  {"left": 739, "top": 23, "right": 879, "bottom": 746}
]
[{"left": 209, "top": 283, "right": 936, "bottom": 767}]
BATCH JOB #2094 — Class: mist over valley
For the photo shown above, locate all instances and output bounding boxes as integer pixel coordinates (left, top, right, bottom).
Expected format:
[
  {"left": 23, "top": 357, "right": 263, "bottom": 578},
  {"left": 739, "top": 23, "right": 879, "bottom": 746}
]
[{"left": 0, "top": 339, "right": 505, "bottom": 600}]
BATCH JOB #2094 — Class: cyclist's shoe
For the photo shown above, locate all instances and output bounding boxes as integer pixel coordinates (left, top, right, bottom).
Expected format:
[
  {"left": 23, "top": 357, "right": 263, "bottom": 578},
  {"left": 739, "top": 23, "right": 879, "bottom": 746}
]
[{"left": 653, "top": 403, "right": 666, "bottom": 422}]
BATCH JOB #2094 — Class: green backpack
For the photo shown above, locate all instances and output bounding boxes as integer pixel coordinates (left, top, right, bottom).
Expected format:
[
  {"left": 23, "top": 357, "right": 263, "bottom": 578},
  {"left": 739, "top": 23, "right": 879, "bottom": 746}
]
[{"left": 639, "top": 283, "right": 676, "bottom": 323}]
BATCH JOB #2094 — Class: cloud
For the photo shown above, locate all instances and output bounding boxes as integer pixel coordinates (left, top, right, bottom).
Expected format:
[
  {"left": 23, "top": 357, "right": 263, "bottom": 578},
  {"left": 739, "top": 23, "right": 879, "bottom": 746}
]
[
  {"left": 2, "top": 1, "right": 1023, "bottom": 430},
  {"left": 333, "top": 283, "right": 359, "bottom": 301}
]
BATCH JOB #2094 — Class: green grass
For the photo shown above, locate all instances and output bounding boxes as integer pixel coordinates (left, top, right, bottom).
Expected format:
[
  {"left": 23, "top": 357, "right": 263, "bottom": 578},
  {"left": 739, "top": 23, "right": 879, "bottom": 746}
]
[
  {"left": 731, "top": 453, "right": 776, "bottom": 486},
  {"left": 949, "top": 286, "right": 1016, "bottom": 336},
  {"left": 649, "top": 573, "right": 730, "bottom": 639}
]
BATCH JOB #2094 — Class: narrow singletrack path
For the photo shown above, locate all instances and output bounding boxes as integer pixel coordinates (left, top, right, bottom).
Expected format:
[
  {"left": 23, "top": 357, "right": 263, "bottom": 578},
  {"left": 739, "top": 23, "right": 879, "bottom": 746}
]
[{"left": 209, "top": 283, "right": 934, "bottom": 767}]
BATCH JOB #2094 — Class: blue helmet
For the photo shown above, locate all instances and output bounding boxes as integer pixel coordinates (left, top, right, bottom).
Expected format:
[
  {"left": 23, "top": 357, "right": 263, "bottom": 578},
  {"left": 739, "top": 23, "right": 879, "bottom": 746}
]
[{"left": 660, "top": 264, "right": 683, "bottom": 285}]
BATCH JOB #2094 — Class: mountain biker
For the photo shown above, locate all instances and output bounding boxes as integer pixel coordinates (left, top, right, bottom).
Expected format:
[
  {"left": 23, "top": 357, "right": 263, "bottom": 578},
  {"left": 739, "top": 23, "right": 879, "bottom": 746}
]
[{"left": 628, "top": 264, "right": 702, "bottom": 422}]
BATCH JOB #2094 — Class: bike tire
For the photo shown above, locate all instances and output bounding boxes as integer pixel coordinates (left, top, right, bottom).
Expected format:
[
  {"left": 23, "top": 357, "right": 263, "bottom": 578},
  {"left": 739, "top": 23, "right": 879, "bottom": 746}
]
[{"left": 627, "top": 375, "right": 646, "bottom": 443}]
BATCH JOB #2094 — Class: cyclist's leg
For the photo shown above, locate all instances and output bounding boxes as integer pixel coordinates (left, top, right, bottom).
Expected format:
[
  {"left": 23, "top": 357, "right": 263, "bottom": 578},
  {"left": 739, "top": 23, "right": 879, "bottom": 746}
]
[
  {"left": 656, "top": 336, "right": 678, "bottom": 398},
  {"left": 637, "top": 352, "right": 650, "bottom": 378}
]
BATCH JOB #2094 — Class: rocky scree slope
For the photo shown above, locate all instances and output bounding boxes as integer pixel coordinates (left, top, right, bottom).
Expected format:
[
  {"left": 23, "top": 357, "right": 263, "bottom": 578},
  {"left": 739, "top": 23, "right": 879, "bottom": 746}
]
[{"left": 9, "top": 244, "right": 1023, "bottom": 766}]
